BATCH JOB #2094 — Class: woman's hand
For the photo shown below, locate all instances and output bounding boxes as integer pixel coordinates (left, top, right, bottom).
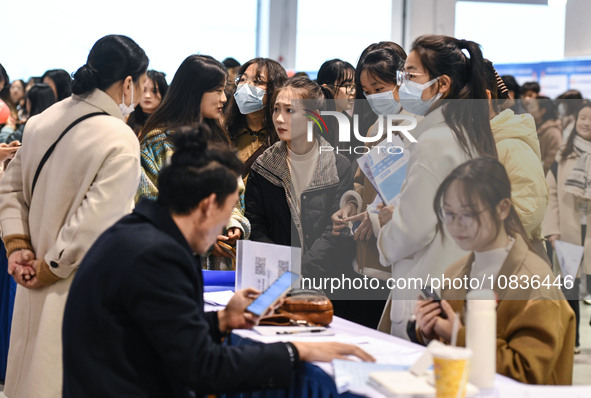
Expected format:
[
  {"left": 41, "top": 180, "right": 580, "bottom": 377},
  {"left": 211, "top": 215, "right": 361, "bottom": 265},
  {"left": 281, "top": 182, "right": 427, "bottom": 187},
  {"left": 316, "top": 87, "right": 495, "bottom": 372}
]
[
  {"left": 547, "top": 234, "right": 560, "bottom": 250},
  {"left": 332, "top": 202, "right": 357, "bottom": 236},
  {"left": 211, "top": 235, "right": 234, "bottom": 258},
  {"left": 0, "top": 141, "right": 20, "bottom": 162},
  {"left": 344, "top": 211, "right": 374, "bottom": 241},
  {"left": 7, "top": 249, "right": 36, "bottom": 286},
  {"left": 414, "top": 298, "right": 442, "bottom": 341},
  {"left": 433, "top": 300, "right": 461, "bottom": 343},
  {"left": 377, "top": 203, "right": 394, "bottom": 227},
  {"left": 226, "top": 227, "right": 242, "bottom": 245}
]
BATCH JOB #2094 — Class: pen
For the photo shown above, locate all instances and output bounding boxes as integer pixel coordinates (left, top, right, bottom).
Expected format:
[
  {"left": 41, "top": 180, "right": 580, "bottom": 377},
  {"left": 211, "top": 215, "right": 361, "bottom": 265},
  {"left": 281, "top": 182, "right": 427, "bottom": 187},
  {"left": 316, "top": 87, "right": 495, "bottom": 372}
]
[{"left": 276, "top": 328, "right": 326, "bottom": 335}]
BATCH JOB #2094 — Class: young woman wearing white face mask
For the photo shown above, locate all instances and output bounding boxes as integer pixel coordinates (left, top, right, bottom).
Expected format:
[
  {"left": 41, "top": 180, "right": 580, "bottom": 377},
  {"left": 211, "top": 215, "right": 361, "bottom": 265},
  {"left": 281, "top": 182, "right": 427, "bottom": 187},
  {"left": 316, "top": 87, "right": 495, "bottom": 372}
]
[
  {"left": 225, "top": 58, "right": 287, "bottom": 181},
  {"left": 327, "top": 43, "right": 408, "bottom": 328},
  {"left": 332, "top": 43, "right": 407, "bottom": 274},
  {"left": 0, "top": 34, "right": 148, "bottom": 397},
  {"left": 374, "top": 35, "right": 498, "bottom": 340}
]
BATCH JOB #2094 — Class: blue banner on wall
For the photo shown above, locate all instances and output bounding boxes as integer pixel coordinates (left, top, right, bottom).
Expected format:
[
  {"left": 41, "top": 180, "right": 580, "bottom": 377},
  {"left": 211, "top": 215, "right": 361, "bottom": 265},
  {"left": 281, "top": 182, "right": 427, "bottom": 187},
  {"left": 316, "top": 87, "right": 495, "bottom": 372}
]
[{"left": 495, "top": 59, "right": 591, "bottom": 99}]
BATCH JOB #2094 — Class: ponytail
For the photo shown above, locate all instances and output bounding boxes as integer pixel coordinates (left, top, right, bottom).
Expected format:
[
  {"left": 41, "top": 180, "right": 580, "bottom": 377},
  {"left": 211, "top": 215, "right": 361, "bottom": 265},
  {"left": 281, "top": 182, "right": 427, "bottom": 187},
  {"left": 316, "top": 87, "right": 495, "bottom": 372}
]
[
  {"left": 412, "top": 35, "right": 497, "bottom": 159},
  {"left": 72, "top": 35, "right": 148, "bottom": 96}
]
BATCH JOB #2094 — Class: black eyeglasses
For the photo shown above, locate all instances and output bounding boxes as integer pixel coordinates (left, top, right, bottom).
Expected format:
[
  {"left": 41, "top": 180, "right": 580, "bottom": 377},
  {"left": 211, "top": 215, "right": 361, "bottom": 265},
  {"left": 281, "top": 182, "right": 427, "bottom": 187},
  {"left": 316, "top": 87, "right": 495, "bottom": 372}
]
[
  {"left": 327, "top": 83, "right": 356, "bottom": 95},
  {"left": 235, "top": 74, "right": 268, "bottom": 88}
]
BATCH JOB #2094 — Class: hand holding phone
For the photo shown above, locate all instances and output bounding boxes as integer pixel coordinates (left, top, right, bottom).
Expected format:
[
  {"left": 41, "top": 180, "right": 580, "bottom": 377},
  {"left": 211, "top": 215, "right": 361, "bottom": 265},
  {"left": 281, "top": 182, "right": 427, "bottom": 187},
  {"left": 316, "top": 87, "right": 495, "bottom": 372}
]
[
  {"left": 246, "top": 271, "right": 299, "bottom": 317},
  {"left": 420, "top": 286, "right": 447, "bottom": 319}
]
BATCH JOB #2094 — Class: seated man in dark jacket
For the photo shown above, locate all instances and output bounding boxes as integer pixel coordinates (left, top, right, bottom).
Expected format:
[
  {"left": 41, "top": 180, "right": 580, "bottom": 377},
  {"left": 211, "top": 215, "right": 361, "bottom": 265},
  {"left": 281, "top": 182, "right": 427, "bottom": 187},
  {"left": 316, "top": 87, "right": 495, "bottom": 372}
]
[{"left": 62, "top": 127, "right": 373, "bottom": 398}]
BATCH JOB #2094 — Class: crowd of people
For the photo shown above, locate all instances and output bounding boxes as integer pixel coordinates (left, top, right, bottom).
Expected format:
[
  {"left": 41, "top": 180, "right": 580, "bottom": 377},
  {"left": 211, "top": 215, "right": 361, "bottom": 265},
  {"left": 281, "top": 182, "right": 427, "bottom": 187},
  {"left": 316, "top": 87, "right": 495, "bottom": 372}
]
[{"left": 0, "top": 32, "right": 589, "bottom": 396}]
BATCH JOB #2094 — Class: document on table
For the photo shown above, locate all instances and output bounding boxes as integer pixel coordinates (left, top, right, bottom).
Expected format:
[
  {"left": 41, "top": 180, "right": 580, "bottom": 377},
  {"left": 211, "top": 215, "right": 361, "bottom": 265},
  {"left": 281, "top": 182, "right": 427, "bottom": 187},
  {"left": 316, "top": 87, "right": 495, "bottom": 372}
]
[
  {"left": 368, "top": 370, "right": 479, "bottom": 397},
  {"left": 554, "top": 240, "right": 584, "bottom": 279},
  {"left": 357, "top": 136, "right": 409, "bottom": 207},
  {"left": 333, "top": 359, "right": 407, "bottom": 395},
  {"left": 235, "top": 240, "right": 301, "bottom": 291},
  {"left": 203, "top": 290, "right": 234, "bottom": 307}
]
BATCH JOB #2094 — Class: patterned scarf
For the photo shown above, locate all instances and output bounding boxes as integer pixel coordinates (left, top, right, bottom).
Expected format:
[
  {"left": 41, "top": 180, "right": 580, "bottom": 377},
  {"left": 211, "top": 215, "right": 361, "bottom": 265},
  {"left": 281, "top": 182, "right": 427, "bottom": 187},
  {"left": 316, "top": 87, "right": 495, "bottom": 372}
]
[{"left": 565, "top": 135, "right": 591, "bottom": 199}]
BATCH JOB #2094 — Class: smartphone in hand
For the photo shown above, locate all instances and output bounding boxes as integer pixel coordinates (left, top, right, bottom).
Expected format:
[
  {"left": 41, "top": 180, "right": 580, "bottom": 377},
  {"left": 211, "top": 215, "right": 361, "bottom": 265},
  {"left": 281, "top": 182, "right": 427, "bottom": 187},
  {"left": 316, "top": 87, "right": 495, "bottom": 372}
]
[
  {"left": 420, "top": 286, "right": 447, "bottom": 319},
  {"left": 246, "top": 271, "right": 300, "bottom": 317}
]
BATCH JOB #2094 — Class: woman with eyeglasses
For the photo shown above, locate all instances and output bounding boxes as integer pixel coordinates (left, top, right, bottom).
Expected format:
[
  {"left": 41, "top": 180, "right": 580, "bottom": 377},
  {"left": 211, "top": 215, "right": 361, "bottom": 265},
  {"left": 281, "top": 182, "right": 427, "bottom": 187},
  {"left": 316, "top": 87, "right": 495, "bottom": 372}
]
[
  {"left": 317, "top": 59, "right": 356, "bottom": 113},
  {"left": 316, "top": 59, "right": 358, "bottom": 159},
  {"left": 225, "top": 58, "right": 287, "bottom": 181},
  {"left": 374, "top": 35, "right": 498, "bottom": 339},
  {"left": 137, "top": 55, "right": 250, "bottom": 270},
  {"left": 414, "top": 157, "right": 574, "bottom": 385}
]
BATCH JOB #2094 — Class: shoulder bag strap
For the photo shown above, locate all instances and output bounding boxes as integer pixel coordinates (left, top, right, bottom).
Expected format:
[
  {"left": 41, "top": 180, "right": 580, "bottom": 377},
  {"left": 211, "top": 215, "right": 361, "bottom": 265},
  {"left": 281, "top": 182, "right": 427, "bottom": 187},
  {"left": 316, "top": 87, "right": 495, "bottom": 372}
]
[{"left": 31, "top": 111, "right": 108, "bottom": 196}]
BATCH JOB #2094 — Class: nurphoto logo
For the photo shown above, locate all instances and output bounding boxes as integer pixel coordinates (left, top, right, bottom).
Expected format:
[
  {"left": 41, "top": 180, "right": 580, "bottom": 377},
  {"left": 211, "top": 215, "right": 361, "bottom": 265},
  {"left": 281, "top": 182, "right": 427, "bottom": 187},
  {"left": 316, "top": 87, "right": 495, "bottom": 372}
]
[{"left": 304, "top": 109, "right": 418, "bottom": 155}]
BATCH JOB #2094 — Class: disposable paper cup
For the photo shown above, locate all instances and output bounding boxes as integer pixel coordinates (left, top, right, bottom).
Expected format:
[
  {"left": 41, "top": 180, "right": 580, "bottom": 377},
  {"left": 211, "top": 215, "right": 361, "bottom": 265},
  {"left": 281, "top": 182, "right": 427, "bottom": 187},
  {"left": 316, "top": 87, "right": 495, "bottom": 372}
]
[{"left": 430, "top": 344, "right": 472, "bottom": 398}]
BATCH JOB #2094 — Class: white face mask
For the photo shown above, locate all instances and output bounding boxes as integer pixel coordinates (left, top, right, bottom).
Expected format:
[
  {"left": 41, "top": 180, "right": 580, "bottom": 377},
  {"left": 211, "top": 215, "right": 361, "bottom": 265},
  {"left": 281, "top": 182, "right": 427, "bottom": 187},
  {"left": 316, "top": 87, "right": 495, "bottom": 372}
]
[
  {"left": 119, "top": 83, "right": 136, "bottom": 118},
  {"left": 398, "top": 77, "right": 441, "bottom": 116},
  {"left": 364, "top": 90, "right": 402, "bottom": 116},
  {"left": 234, "top": 83, "right": 266, "bottom": 114}
]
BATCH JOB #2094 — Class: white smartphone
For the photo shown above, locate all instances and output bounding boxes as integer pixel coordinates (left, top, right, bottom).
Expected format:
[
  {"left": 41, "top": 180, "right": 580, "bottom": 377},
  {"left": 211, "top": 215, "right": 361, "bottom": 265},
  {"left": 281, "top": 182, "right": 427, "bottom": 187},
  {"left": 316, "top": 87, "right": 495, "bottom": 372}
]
[{"left": 246, "top": 271, "right": 300, "bottom": 317}]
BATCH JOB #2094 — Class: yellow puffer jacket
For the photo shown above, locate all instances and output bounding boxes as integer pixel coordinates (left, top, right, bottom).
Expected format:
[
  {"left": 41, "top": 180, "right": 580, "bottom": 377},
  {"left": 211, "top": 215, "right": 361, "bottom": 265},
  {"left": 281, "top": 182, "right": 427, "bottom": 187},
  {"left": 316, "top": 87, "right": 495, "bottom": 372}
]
[{"left": 491, "top": 109, "right": 548, "bottom": 241}]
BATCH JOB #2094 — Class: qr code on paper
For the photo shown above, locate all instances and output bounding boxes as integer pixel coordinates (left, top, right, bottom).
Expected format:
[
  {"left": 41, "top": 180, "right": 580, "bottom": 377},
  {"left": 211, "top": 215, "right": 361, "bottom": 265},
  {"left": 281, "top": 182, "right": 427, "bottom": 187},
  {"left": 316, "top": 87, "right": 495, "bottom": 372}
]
[
  {"left": 278, "top": 260, "right": 289, "bottom": 275},
  {"left": 255, "top": 257, "right": 266, "bottom": 275}
]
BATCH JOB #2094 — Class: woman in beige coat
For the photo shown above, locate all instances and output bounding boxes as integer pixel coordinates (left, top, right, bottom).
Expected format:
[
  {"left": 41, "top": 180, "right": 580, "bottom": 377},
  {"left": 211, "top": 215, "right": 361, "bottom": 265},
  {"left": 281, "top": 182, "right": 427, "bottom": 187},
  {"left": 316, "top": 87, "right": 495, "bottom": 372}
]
[
  {"left": 543, "top": 100, "right": 591, "bottom": 353},
  {"left": 0, "top": 35, "right": 148, "bottom": 398}
]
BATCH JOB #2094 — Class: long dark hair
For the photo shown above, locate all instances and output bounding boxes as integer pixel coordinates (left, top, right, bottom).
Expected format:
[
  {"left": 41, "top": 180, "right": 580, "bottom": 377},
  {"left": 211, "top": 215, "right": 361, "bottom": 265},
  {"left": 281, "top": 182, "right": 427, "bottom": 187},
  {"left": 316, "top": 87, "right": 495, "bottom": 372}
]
[
  {"left": 71, "top": 35, "right": 148, "bottom": 96},
  {"left": 533, "top": 96, "right": 559, "bottom": 124},
  {"left": 127, "top": 70, "right": 168, "bottom": 136},
  {"left": 139, "top": 55, "right": 229, "bottom": 144},
  {"left": 41, "top": 69, "right": 72, "bottom": 101},
  {"left": 0, "top": 63, "right": 10, "bottom": 106},
  {"left": 26, "top": 83, "right": 56, "bottom": 117},
  {"left": 561, "top": 100, "right": 591, "bottom": 160},
  {"left": 225, "top": 58, "right": 287, "bottom": 144},
  {"left": 355, "top": 41, "right": 406, "bottom": 137},
  {"left": 411, "top": 35, "right": 497, "bottom": 159},
  {"left": 433, "top": 157, "right": 531, "bottom": 249}
]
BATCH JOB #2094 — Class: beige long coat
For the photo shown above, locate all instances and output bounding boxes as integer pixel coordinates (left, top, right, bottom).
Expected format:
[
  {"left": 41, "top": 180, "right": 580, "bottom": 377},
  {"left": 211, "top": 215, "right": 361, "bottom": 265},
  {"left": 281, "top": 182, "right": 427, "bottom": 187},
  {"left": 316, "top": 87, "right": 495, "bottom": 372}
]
[
  {"left": 0, "top": 89, "right": 140, "bottom": 397},
  {"left": 543, "top": 151, "right": 591, "bottom": 274}
]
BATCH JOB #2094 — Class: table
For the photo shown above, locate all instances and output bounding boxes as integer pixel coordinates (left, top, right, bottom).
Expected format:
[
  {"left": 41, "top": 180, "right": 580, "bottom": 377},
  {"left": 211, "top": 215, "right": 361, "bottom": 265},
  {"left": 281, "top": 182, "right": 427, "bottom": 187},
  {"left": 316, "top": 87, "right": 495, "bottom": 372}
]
[{"left": 214, "top": 307, "right": 591, "bottom": 398}]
